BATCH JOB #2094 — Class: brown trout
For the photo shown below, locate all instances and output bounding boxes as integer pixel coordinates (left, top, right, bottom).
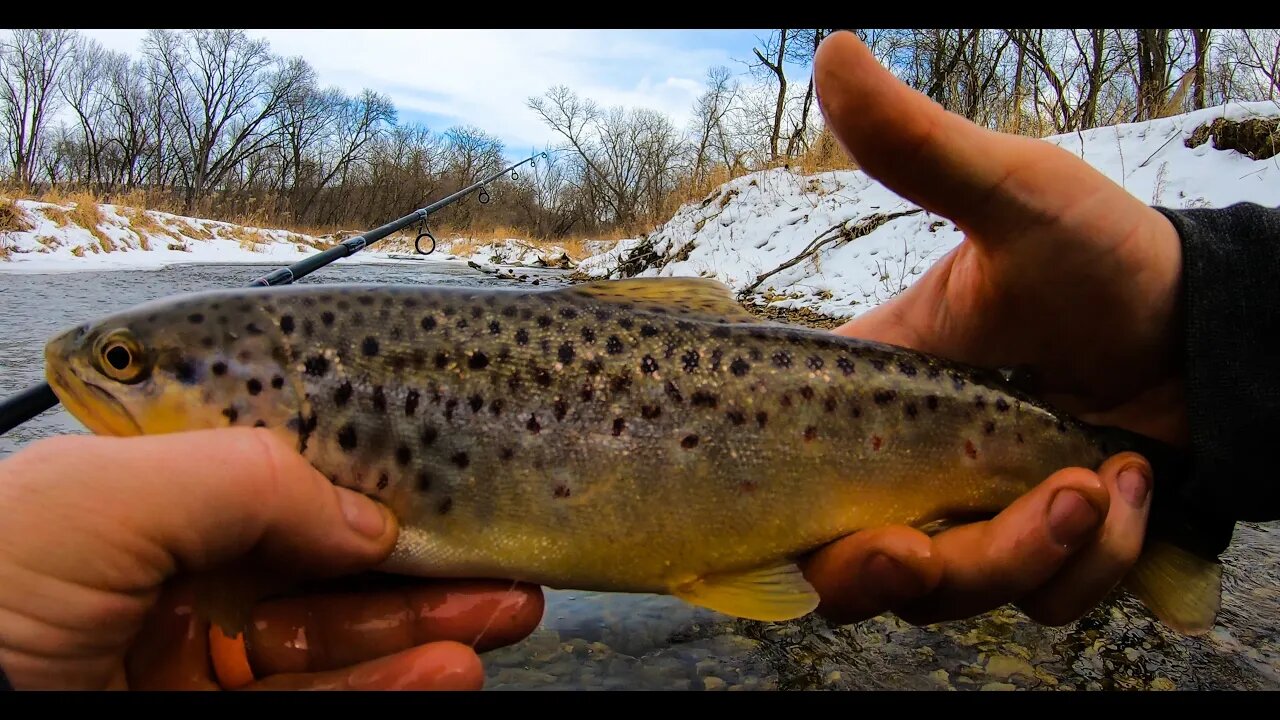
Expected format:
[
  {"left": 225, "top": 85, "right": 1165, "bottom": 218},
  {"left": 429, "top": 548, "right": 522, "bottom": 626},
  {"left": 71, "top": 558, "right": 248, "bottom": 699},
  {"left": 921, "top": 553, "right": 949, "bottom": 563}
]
[{"left": 42, "top": 277, "right": 1222, "bottom": 635}]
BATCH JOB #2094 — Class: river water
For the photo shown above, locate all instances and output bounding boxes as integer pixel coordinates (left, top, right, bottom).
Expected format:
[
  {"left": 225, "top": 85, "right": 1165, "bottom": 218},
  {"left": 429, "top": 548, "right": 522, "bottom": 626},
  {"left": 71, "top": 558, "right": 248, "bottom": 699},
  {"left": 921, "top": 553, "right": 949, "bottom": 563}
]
[{"left": 1, "top": 259, "right": 1277, "bottom": 690}]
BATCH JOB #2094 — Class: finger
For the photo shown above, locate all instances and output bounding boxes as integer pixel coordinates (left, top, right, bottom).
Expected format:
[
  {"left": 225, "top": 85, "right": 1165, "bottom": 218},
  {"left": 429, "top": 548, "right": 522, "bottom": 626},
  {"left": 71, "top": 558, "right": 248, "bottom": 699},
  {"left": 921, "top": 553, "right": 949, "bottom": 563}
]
[
  {"left": 891, "top": 466, "right": 1110, "bottom": 626},
  {"left": 813, "top": 31, "right": 1031, "bottom": 236},
  {"left": 5, "top": 429, "right": 398, "bottom": 590},
  {"left": 800, "top": 525, "right": 942, "bottom": 625},
  {"left": 246, "top": 641, "right": 484, "bottom": 691},
  {"left": 125, "top": 582, "right": 220, "bottom": 690},
  {"left": 242, "top": 578, "right": 544, "bottom": 676},
  {"left": 1017, "top": 453, "right": 1153, "bottom": 625}
]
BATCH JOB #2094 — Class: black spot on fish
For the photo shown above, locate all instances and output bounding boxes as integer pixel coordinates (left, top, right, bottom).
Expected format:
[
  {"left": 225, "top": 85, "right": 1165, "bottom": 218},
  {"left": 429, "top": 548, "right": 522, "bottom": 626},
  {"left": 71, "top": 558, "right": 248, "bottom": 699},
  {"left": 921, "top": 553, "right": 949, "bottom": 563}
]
[
  {"left": 437, "top": 497, "right": 453, "bottom": 515},
  {"left": 421, "top": 425, "right": 438, "bottom": 446},
  {"left": 711, "top": 327, "right": 730, "bottom": 339},
  {"left": 641, "top": 405, "right": 661, "bottom": 420},
  {"left": 404, "top": 390, "right": 420, "bottom": 416},
  {"left": 247, "top": 379, "right": 262, "bottom": 396},
  {"left": 824, "top": 396, "right": 837, "bottom": 413},
  {"left": 470, "top": 306, "right": 483, "bottom": 319},
  {"left": 271, "top": 375, "right": 284, "bottom": 390},
  {"left": 362, "top": 337, "right": 380, "bottom": 356},
  {"left": 301, "top": 320, "right": 313, "bottom": 338},
  {"left": 606, "top": 336, "right": 623, "bottom": 354},
  {"left": 499, "top": 447, "right": 514, "bottom": 462},
  {"left": 338, "top": 423, "right": 358, "bottom": 451},
  {"left": 558, "top": 343, "right": 575, "bottom": 365},
  {"left": 926, "top": 395, "right": 939, "bottom": 411},
  {"left": 1056, "top": 419, "right": 1067, "bottom": 433},
  {"left": 612, "top": 418, "right": 626, "bottom": 436},
  {"left": 524, "top": 413, "right": 541, "bottom": 436},
  {"left": 455, "top": 318, "right": 468, "bottom": 330},
  {"left": 434, "top": 352, "right": 449, "bottom": 369},
  {"left": 246, "top": 322, "right": 263, "bottom": 336},
  {"left": 501, "top": 306, "right": 516, "bottom": 318},
  {"left": 376, "top": 473, "right": 389, "bottom": 491},
  {"left": 533, "top": 366, "right": 553, "bottom": 387},
  {"left": 950, "top": 372, "right": 966, "bottom": 390},
  {"left": 358, "top": 295, "right": 374, "bottom": 307},
  {"left": 174, "top": 359, "right": 198, "bottom": 385},
  {"left": 201, "top": 336, "right": 215, "bottom": 348},
  {"left": 554, "top": 485, "right": 571, "bottom": 499},
  {"left": 730, "top": 358, "right": 750, "bottom": 376},
  {"left": 321, "top": 311, "right": 335, "bottom": 327},
  {"left": 539, "top": 339, "right": 551, "bottom": 354},
  {"left": 560, "top": 307, "right": 578, "bottom": 320},
  {"left": 443, "top": 306, "right": 456, "bottom": 317},
  {"left": 609, "top": 374, "right": 632, "bottom": 393},
  {"left": 836, "top": 357, "right": 854, "bottom": 375},
  {"left": 800, "top": 386, "right": 815, "bottom": 401},
  {"left": 898, "top": 361, "right": 917, "bottom": 376},
  {"left": 554, "top": 399, "right": 568, "bottom": 421},
  {"left": 726, "top": 410, "right": 746, "bottom": 426},
  {"left": 905, "top": 403, "right": 918, "bottom": 419},
  {"left": 803, "top": 426, "right": 817, "bottom": 442},
  {"left": 444, "top": 398, "right": 457, "bottom": 421},
  {"left": 756, "top": 411, "right": 769, "bottom": 428},
  {"left": 641, "top": 355, "right": 659, "bottom": 374},
  {"left": 676, "top": 320, "right": 694, "bottom": 331},
  {"left": 807, "top": 356, "right": 824, "bottom": 371},
  {"left": 996, "top": 397, "right": 1010, "bottom": 412},
  {"left": 222, "top": 407, "right": 238, "bottom": 423},
  {"left": 873, "top": 389, "right": 896, "bottom": 405},
  {"left": 188, "top": 313, "right": 204, "bottom": 324},
  {"left": 580, "top": 384, "right": 595, "bottom": 402},
  {"left": 421, "top": 316, "right": 437, "bottom": 332},
  {"left": 583, "top": 359, "right": 603, "bottom": 376},
  {"left": 681, "top": 434, "right": 699, "bottom": 449},
  {"left": 469, "top": 352, "right": 489, "bottom": 370},
  {"left": 709, "top": 349, "right": 723, "bottom": 370},
  {"left": 975, "top": 396, "right": 986, "bottom": 410},
  {"left": 665, "top": 380, "right": 684, "bottom": 403},
  {"left": 581, "top": 327, "right": 596, "bottom": 344},
  {"left": 507, "top": 373, "right": 523, "bottom": 392},
  {"left": 396, "top": 445, "right": 412, "bottom": 466},
  {"left": 984, "top": 420, "right": 996, "bottom": 435},
  {"left": 469, "top": 394, "right": 484, "bottom": 413},
  {"left": 304, "top": 355, "right": 328, "bottom": 377},
  {"left": 691, "top": 391, "right": 717, "bottom": 408},
  {"left": 212, "top": 361, "right": 227, "bottom": 376},
  {"left": 618, "top": 317, "right": 633, "bottom": 330},
  {"left": 372, "top": 386, "right": 387, "bottom": 412},
  {"left": 640, "top": 324, "right": 658, "bottom": 338},
  {"left": 1016, "top": 433, "right": 1024, "bottom": 444},
  {"left": 254, "top": 420, "right": 266, "bottom": 428},
  {"left": 772, "top": 352, "right": 792, "bottom": 369},
  {"left": 682, "top": 350, "right": 700, "bottom": 372},
  {"left": 519, "top": 308, "right": 533, "bottom": 321},
  {"left": 850, "top": 405, "right": 862, "bottom": 419},
  {"left": 515, "top": 329, "right": 529, "bottom": 346},
  {"left": 537, "top": 315, "right": 552, "bottom": 328},
  {"left": 780, "top": 394, "right": 793, "bottom": 408},
  {"left": 416, "top": 470, "right": 432, "bottom": 492},
  {"left": 870, "top": 359, "right": 886, "bottom": 371},
  {"left": 450, "top": 452, "right": 469, "bottom": 469},
  {"left": 490, "top": 398, "right": 505, "bottom": 416},
  {"left": 489, "top": 320, "right": 501, "bottom": 335}
]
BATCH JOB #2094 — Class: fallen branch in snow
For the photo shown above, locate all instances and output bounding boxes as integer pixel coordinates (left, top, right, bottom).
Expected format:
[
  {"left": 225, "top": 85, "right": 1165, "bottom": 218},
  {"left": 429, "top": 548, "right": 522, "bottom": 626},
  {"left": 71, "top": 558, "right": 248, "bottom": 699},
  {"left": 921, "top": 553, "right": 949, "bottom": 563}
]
[{"left": 740, "top": 208, "right": 923, "bottom": 297}]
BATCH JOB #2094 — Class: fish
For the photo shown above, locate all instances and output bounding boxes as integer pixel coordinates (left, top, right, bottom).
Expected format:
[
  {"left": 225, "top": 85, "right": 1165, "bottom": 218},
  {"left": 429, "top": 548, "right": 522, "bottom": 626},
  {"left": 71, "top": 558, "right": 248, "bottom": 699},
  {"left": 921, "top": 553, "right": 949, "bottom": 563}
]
[{"left": 42, "top": 277, "right": 1223, "bottom": 637}]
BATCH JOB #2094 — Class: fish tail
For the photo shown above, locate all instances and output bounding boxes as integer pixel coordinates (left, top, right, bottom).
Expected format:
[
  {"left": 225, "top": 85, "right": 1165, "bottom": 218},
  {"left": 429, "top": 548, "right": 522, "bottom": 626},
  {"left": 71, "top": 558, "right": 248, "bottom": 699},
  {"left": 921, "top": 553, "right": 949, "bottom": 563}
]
[{"left": 1089, "top": 423, "right": 1226, "bottom": 636}]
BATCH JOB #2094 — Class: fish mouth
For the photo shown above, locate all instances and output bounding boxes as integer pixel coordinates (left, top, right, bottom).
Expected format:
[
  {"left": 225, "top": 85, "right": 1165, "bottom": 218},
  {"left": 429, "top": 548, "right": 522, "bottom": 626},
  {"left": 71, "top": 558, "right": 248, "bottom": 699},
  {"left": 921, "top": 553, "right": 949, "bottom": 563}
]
[{"left": 45, "top": 355, "right": 142, "bottom": 437}]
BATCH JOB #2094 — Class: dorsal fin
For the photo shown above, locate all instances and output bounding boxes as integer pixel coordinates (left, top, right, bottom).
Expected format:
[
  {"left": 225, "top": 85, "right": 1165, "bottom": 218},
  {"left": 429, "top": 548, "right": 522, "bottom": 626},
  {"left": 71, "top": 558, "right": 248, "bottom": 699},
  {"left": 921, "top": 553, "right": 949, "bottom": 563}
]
[{"left": 562, "top": 277, "right": 761, "bottom": 323}]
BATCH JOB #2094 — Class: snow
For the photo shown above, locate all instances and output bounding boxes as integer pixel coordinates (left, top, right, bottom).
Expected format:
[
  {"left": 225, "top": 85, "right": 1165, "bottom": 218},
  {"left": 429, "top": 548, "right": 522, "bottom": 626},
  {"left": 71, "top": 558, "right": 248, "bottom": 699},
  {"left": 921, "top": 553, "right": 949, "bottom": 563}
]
[
  {"left": 0, "top": 200, "right": 596, "bottom": 274},
  {"left": 576, "top": 100, "right": 1280, "bottom": 320}
]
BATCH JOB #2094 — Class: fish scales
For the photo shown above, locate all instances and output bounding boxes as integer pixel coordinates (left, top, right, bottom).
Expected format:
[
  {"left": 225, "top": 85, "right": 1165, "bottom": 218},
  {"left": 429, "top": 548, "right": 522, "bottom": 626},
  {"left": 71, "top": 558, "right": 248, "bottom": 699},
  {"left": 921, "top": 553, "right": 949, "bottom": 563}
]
[{"left": 41, "top": 277, "right": 1220, "bottom": 632}]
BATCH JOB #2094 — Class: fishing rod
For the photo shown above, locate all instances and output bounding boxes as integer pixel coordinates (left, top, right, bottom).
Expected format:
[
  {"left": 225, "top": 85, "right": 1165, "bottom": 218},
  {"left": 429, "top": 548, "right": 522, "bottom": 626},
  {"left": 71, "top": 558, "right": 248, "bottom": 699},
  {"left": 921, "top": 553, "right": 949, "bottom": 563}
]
[{"left": 0, "top": 150, "right": 549, "bottom": 437}]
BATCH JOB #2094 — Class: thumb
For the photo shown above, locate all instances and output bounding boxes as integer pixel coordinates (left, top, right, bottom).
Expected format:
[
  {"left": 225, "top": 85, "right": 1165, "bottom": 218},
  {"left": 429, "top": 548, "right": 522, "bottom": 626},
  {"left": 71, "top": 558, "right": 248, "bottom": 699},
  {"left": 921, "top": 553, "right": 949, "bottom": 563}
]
[{"left": 1, "top": 428, "right": 398, "bottom": 593}]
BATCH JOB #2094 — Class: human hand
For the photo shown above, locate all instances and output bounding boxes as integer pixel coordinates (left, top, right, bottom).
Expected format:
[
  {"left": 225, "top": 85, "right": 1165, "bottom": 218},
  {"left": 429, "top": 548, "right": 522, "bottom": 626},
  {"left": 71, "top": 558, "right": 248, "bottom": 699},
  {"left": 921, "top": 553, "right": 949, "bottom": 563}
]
[
  {"left": 799, "top": 32, "right": 1181, "bottom": 627},
  {"left": 0, "top": 428, "right": 544, "bottom": 690}
]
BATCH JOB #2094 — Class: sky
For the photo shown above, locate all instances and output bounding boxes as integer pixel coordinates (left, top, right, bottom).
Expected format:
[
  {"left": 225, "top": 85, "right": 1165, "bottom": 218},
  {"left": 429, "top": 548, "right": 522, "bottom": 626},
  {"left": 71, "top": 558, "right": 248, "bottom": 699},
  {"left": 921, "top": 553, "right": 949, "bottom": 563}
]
[{"left": 79, "top": 29, "right": 814, "bottom": 160}]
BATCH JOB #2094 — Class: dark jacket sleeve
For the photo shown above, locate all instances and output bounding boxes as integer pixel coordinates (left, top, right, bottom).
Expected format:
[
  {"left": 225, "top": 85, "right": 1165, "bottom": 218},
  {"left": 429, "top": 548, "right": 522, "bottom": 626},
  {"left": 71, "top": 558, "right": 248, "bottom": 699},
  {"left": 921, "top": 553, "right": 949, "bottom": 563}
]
[{"left": 1155, "top": 202, "right": 1280, "bottom": 553}]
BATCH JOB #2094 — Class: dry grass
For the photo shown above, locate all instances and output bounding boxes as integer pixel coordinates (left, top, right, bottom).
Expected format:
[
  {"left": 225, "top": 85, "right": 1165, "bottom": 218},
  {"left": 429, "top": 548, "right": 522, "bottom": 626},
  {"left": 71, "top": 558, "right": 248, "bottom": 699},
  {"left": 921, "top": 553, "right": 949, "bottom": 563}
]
[
  {"left": 70, "top": 246, "right": 84, "bottom": 257},
  {"left": 1, "top": 196, "right": 32, "bottom": 235}
]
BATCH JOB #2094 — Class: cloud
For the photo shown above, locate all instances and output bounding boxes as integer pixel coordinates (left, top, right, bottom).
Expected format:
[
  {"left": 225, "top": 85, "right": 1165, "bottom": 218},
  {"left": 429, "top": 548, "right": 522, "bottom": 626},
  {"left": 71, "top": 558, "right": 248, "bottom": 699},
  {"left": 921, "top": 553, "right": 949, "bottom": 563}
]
[{"left": 77, "top": 29, "right": 770, "bottom": 153}]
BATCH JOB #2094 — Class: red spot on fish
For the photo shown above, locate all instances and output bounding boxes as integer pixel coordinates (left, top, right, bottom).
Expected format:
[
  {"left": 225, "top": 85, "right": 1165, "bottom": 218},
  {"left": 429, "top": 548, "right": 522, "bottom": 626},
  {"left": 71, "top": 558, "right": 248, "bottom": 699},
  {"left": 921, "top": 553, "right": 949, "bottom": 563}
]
[
  {"left": 964, "top": 440, "right": 977, "bottom": 459},
  {"left": 739, "top": 480, "right": 757, "bottom": 494},
  {"left": 871, "top": 435, "right": 883, "bottom": 451},
  {"left": 554, "top": 484, "right": 571, "bottom": 498}
]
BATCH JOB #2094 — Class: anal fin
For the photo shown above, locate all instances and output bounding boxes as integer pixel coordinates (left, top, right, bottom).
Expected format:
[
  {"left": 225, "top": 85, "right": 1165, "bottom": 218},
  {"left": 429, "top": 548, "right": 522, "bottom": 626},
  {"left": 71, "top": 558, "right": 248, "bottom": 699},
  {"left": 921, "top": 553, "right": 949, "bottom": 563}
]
[
  {"left": 670, "top": 561, "right": 820, "bottom": 622},
  {"left": 1123, "top": 540, "right": 1223, "bottom": 636}
]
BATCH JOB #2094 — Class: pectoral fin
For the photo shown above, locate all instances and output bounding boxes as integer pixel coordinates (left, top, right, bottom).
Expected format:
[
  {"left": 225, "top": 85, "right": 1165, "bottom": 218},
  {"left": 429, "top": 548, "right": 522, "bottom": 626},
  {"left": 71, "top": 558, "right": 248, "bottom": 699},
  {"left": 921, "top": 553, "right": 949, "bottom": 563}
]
[
  {"left": 1123, "top": 540, "right": 1222, "bottom": 636},
  {"left": 670, "top": 562, "right": 820, "bottom": 622}
]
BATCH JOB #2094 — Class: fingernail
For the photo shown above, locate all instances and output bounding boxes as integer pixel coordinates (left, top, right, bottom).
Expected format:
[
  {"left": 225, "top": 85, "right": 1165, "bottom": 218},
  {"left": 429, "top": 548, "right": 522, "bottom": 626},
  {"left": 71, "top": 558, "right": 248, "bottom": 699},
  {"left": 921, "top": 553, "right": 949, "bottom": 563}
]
[
  {"left": 1048, "top": 489, "right": 1100, "bottom": 548},
  {"left": 338, "top": 489, "right": 387, "bottom": 539},
  {"left": 1117, "top": 465, "right": 1150, "bottom": 507},
  {"left": 864, "top": 553, "right": 927, "bottom": 599}
]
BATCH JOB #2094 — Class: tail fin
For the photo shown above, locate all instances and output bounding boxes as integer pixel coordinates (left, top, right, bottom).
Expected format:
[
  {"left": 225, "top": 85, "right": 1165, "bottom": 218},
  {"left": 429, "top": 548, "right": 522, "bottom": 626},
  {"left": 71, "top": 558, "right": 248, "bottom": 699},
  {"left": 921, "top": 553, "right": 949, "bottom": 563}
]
[{"left": 1089, "top": 423, "right": 1228, "bottom": 636}]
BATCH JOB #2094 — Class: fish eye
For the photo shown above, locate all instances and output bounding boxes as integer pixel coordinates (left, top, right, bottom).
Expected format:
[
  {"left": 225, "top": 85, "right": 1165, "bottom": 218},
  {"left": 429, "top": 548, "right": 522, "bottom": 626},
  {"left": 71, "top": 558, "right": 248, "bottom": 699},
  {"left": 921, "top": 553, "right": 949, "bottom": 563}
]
[{"left": 94, "top": 329, "right": 150, "bottom": 384}]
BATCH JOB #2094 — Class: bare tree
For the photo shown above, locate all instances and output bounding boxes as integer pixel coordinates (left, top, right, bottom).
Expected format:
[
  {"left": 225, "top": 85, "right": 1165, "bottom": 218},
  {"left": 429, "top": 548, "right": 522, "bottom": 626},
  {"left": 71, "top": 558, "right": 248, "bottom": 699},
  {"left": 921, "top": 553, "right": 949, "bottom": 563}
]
[
  {"left": 752, "top": 30, "right": 790, "bottom": 161},
  {"left": 0, "top": 28, "right": 75, "bottom": 186}
]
